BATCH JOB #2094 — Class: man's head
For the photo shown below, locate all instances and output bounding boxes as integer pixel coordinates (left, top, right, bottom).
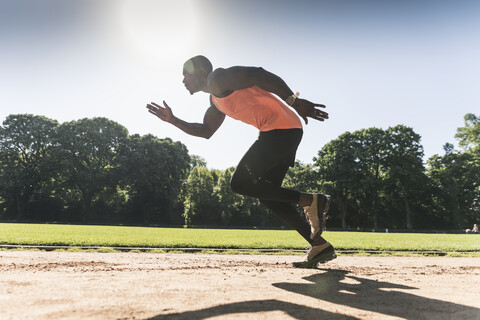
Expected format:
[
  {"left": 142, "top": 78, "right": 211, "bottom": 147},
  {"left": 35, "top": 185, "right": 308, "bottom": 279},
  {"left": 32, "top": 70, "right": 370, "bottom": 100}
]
[{"left": 183, "top": 55, "right": 212, "bottom": 95}]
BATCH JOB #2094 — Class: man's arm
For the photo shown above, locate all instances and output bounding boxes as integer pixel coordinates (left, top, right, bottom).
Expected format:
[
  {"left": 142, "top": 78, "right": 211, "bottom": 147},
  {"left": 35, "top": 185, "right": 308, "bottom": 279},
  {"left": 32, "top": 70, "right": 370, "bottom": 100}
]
[
  {"left": 208, "top": 66, "right": 328, "bottom": 124},
  {"left": 146, "top": 100, "right": 225, "bottom": 139},
  {"left": 207, "top": 66, "right": 293, "bottom": 99}
]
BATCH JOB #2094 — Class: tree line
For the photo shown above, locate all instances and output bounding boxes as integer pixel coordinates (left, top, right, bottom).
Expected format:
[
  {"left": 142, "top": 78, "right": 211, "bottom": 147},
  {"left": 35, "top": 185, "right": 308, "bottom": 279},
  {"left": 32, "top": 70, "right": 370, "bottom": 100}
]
[{"left": 1, "top": 113, "right": 478, "bottom": 230}]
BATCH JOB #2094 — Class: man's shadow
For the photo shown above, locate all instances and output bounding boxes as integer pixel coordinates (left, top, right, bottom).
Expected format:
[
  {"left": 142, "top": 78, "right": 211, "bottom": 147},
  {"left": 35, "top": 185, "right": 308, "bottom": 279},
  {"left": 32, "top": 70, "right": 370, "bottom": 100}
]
[
  {"left": 148, "top": 268, "right": 479, "bottom": 320},
  {"left": 273, "top": 268, "right": 479, "bottom": 320},
  {"left": 148, "top": 299, "right": 358, "bottom": 320}
]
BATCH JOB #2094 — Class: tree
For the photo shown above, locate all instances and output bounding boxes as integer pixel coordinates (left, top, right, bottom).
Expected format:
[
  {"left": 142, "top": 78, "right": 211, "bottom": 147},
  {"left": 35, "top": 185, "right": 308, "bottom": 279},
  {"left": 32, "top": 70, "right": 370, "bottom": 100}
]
[
  {"left": 315, "top": 126, "right": 430, "bottom": 230},
  {"left": 455, "top": 113, "right": 480, "bottom": 149},
  {"left": 427, "top": 150, "right": 479, "bottom": 229},
  {"left": 314, "top": 131, "right": 363, "bottom": 229},
  {"left": 0, "top": 114, "right": 59, "bottom": 220},
  {"left": 190, "top": 155, "right": 207, "bottom": 168},
  {"left": 383, "top": 125, "right": 428, "bottom": 230},
  {"left": 183, "top": 166, "right": 219, "bottom": 225},
  {"left": 54, "top": 117, "right": 129, "bottom": 223},
  {"left": 426, "top": 114, "right": 480, "bottom": 229},
  {"left": 354, "top": 128, "right": 388, "bottom": 231},
  {"left": 283, "top": 161, "right": 320, "bottom": 193},
  {"left": 121, "top": 134, "right": 190, "bottom": 225},
  {"left": 213, "top": 167, "right": 242, "bottom": 225}
]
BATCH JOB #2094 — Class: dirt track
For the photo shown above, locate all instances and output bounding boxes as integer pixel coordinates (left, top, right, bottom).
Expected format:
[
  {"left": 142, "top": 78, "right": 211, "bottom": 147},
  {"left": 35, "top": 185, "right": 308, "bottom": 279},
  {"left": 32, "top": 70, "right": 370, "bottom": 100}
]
[{"left": 1, "top": 251, "right": 479, "bottom": 320}]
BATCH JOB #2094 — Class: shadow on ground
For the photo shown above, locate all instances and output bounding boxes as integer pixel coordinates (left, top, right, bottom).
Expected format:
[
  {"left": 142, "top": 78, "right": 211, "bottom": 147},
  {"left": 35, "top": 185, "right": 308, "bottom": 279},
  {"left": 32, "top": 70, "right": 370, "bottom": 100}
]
[
  {"left": 148, "top": 299, "right": 357, "bottom": 320},
  {"left": 148, "top": 268, "right": 479, "bottom": 320},
  {"left": 273, "top": 269, "right": 479, "bottom": 319}
]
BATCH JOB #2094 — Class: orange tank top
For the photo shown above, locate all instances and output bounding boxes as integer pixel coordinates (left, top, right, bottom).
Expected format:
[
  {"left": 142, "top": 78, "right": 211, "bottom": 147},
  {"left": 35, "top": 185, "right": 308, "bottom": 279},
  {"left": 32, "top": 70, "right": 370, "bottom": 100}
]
[{"left": 211, "top": 86, "right": 302, "bottom": 132}]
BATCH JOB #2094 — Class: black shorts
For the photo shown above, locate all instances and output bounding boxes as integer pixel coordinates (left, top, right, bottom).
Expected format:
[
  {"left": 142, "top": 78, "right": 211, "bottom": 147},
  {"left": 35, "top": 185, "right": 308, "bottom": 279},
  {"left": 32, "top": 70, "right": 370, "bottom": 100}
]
[
  {"left": 240, "top": 128, "right": 303, "bottom": 178},
  {"left": 230, "top": 128, "right": 303, "bottom": 202}
]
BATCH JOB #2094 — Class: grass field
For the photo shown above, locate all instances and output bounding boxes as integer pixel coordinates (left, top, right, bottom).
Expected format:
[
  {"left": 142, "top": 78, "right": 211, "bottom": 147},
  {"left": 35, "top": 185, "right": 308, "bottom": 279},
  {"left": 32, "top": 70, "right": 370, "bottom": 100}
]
[{"left": 1, "top": 223, "right": 479, "bottom": 255}]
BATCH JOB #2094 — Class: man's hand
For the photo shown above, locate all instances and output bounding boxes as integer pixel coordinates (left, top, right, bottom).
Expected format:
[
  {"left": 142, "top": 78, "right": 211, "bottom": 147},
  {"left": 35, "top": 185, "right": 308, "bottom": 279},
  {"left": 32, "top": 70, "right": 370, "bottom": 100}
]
[
  {"left": 146, "top": 101, "right": 174, "bottom": 123},
  {"left": 292, "top": 98, "right": 328, "bottom": 125}
]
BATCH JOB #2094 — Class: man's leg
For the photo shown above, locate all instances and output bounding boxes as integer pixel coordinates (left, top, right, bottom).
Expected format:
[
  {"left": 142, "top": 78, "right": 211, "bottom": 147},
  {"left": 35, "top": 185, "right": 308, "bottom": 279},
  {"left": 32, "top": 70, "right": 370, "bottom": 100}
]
[
  {"left": 229, "top": 129, "right": 335, "bottom": 267},
  {"left": 255, "top": 163, "right": 313, "bottom": 243},
  {"left": 261, "top": 200, "right": 312, "bottom": 242},
  {"left": 257, "top": 163, "right": 335, "bottom": 267},
  {"left": 258, "top": 165, "right": 327, "bottom": 243},
  {"left": 229, "top": 129, "right": 302, "bottom": 203},
  {"left": 263, "top": 200, "right": 331, "bottom": 245},
  {"left": 230, "top": 129, "right": 329, "bottom": 236},
  {"left": 230, "top": 134, "right": 330, "bottom": 239}
]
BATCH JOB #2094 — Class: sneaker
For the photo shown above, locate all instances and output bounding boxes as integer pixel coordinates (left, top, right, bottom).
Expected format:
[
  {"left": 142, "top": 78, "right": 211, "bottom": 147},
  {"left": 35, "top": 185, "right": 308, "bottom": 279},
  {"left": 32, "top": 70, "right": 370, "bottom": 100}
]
[
  {"left": 303, "top": 193, "right": 331, "bottom": 239},
  {"left": 292, "top": 243, "right": 336, "bottom": 269}
]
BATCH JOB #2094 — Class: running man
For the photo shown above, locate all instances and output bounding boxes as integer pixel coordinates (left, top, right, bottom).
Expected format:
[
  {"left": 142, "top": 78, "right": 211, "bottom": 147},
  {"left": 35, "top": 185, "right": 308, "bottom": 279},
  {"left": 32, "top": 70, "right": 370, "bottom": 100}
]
[{"left": 146, "top": 55, "right": 334, "bottom": 268}]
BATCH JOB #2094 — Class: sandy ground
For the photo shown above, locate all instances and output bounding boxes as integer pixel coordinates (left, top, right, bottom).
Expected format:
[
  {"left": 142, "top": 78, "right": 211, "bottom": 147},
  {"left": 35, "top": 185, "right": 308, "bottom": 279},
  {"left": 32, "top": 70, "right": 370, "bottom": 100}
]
[{"left": 1, "top": 251, "right": 479, "bottom": 320}]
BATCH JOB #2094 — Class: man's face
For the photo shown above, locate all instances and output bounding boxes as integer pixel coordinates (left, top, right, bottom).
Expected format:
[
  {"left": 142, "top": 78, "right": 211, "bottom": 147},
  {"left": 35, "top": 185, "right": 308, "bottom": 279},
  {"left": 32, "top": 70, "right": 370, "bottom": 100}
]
[
  {"left": 182, "top": 60, "right": 206, "bottom": 95},
  {"left": 182, "top": 69, "right": 203, "bottom": 95}
]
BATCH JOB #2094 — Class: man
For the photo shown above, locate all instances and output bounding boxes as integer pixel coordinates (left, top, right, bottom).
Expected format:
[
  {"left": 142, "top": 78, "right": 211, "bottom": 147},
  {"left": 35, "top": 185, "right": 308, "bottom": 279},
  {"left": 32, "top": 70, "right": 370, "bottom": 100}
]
[{"left": 146, "top": 55, "right": 334, "bottom": 268}]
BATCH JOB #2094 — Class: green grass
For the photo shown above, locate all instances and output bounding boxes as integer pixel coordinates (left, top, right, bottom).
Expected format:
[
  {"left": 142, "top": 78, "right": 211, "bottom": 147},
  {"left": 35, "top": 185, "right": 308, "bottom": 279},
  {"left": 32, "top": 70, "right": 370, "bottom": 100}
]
[
  {"left": 327, "top": 232, "right": 480, "bottom": 252},
  {"left": 1, "top": 223, "right": 479, "bottom": 255}
]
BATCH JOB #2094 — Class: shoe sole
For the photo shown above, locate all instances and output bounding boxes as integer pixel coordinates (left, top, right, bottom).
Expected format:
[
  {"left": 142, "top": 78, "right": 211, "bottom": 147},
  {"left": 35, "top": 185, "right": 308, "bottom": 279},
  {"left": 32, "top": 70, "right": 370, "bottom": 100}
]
[{"left": 292, "top": 247, "right": 337, "bottom": 269}]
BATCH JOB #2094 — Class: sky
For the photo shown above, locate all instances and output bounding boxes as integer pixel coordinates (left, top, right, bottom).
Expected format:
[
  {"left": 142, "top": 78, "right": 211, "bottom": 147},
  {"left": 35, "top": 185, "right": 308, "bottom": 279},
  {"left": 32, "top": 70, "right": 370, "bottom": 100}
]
[{"left": 1, "top": 0, "right": 479, "bottom": 169}]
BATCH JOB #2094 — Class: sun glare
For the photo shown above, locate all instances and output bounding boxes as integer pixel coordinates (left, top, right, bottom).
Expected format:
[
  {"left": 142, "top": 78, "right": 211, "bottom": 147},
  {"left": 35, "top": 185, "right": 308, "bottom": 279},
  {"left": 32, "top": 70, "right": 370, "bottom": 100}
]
[{"left": 119, "top": 0, "right": 197, "bottom": 65}]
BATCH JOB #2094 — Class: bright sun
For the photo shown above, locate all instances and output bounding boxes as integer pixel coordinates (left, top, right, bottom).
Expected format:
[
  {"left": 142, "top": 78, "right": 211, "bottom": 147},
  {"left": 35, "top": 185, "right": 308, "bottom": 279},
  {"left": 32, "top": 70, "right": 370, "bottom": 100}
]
[{"left": 119, "top": 0, "right": 198, "bottom": 65}]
